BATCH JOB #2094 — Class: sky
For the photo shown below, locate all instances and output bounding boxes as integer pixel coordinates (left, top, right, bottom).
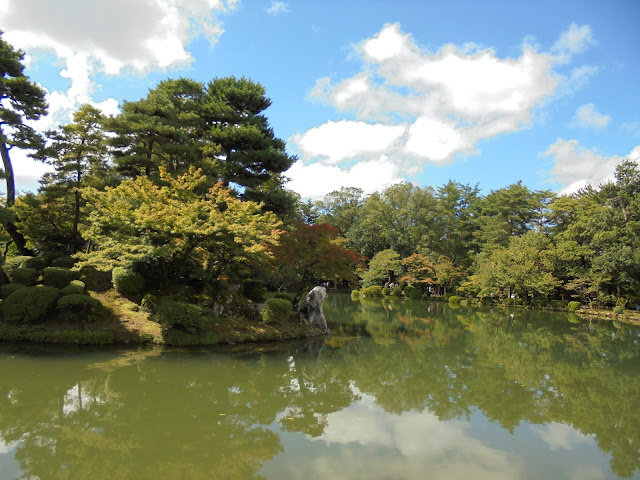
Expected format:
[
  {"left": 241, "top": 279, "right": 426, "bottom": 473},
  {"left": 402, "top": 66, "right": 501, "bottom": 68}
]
[{"left": 1, "top": 0, "right": 639, "bottom": 200}]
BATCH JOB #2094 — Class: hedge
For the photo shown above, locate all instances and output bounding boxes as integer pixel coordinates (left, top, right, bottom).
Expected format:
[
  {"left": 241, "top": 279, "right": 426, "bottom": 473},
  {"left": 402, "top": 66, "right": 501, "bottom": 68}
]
[
  {"left": 60, "top": 280, "right": 86, "bottom": 296},
  {"left": 262, "top": 297, "right": 293, "bottom": 325},
  {"left": 3, "top": 286, "right": 60, "bottom": 324},
  {"left": 0, "top": 283, "right": 26, "bottom": 299}
]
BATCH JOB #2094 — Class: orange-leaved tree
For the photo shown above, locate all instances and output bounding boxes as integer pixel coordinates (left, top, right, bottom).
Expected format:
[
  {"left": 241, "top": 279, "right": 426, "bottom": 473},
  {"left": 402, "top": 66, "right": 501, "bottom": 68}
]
[{"left": 271, "top": 222, "right": 364, "bottom": 309}]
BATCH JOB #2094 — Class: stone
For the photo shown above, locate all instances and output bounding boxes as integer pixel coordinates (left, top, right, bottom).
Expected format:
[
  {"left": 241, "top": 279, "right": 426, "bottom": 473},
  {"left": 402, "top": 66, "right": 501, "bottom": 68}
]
[{"left": 299, "top": 286, "right": 330, "bottom": 334}]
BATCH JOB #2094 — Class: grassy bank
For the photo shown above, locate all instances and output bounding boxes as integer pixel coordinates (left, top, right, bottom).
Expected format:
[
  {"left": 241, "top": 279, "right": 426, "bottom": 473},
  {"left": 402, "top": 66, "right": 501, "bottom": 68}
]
[{"left": 0, "top": 289, "right": 325, "bottom": 346}]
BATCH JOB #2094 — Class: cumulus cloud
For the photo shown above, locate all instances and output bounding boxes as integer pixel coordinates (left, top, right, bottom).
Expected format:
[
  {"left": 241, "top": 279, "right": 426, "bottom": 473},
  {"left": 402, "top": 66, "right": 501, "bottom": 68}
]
[
  {"left": 533, "top": 422, "right": 594, "bottom": 451},
  {"left": 288, "top": 22, "right": 597, "bottom": 199},
  {"left": 0, "top": 0, "right": 235, "bottom": 135},
  {"left": 541, "top": 139, "right": 640, "bottom": 194},
  {"left": 572, "top": 104, "right": 611, "bottom": 128},
  {"left": 266, "top": 1, "right": 290, "bottom": 15}
]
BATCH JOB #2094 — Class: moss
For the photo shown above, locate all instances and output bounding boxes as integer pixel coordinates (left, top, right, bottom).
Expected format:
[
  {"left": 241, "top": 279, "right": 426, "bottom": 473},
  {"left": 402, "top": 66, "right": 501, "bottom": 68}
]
[
  {"left": 262, "top": 297, "right": 293, "bottom": 325},
  {"left": 60, "top": 280, "right": 86, "bottom": 296},
  {"left": 111, "top": 267, "right": 144, "bottom": 296},
  {"left": 7, "top": 267, "right": 38, "bottom": 286},
  {"left": 0, "top": 283, "right": 26, "bottom": 299},
  {"left": 56, "top": 294, "right": 104, "bottom": 323},
  {"left": 42, "top": 267, "right": 79, "bottom": 289},
  {"left": 2, "top": 286, "right": 60, "bottom": 324}
]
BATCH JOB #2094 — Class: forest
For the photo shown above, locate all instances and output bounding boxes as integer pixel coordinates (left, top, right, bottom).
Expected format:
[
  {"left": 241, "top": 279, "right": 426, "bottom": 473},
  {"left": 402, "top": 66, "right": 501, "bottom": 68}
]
[{"left": 0, "top": 32, "right": 639, "bottom": 344}]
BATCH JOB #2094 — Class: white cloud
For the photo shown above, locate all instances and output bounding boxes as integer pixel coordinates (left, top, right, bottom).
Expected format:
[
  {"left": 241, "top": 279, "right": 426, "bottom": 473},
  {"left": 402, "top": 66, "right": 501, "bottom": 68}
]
[
  {"left": 287, "top": 157, "right": 404, "bottom": 200},
  {"left": 621, "top": 121, "right": 640, "bottom": 137},
  {"left": 541, "top": 139, "right": 639, "bottom": 194},
  {"left": 266, "top": 1, "right": 290, "bottom": 15},
  {"left": 288, "top": 22, "right": 597, "bottom": 199},
  {"left": 572, "top": 104, "right": 611, "bottom": 128},
  {"left": 0, "top": 0, "right": 236, "bottom": 191},
  {"left": 291, "top": 120, "right": 406, "bottom": 164},
  {"left": 533, "top": 422, "right": 594, "bottom": 451},
  {"left": 551, "top": 23, "right": 596, "bottom": 62}
]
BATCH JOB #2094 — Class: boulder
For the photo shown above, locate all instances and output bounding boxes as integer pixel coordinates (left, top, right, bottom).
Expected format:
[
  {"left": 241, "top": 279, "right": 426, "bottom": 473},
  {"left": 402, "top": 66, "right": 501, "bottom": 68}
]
[{"left": 299, "top": 286, "right": 330, "bottom": 334}]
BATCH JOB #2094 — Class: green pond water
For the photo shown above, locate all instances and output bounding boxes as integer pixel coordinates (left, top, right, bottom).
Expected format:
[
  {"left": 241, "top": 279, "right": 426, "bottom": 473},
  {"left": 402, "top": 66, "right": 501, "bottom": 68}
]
[{"left": 1, "top": 293, "right": 640, "bottom": 480}]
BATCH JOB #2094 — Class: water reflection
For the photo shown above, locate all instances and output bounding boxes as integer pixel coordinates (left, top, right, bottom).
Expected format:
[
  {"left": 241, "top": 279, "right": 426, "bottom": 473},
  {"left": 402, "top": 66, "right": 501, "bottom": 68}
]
[{"left": 1, "top": 294, "right": 639, "bottom": 479}]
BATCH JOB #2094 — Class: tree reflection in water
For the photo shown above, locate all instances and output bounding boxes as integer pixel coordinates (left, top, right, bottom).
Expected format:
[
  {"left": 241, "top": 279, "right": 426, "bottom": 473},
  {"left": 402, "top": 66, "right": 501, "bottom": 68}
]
[{"left": 0, "top": 294, "right": 639, "bottom": 479}]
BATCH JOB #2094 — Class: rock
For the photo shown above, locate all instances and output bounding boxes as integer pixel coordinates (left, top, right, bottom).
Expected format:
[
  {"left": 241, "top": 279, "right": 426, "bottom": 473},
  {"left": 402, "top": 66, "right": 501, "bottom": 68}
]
[{"left": 299, "top": 286, "right": 330, "bottom": 334}]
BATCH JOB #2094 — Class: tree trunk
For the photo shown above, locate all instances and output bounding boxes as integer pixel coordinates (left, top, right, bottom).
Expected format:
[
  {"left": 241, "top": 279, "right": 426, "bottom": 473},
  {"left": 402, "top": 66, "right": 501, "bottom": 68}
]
[
  {"left": 292, "top": 265, "right": 310, "bottom": 311},
  {"left": 0, "top": 135, "right": 34, "bottom": 256}
]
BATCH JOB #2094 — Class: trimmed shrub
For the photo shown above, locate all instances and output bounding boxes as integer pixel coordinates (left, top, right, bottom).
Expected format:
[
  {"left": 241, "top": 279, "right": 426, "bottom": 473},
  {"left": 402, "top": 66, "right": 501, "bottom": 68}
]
[
  {"left": 382, "top": 287, "right": 390, "bottom": 296},
  {"left": 567, "top": 301, "right": 582, "bottom": 312},
  {"left": 3, "top": 286, "right": 60, "bottom": 324},
  {"left": 42, "top": 267, "right": 79, "bottom": 289},
  {"left": 351, "top": 290, "right": 360, "bottom": 300},
  {"left": 23, "top": 256, "right": 47, "bottom": 272},
  {"left": 273, "top": 293, "right": 292, "bottom": 301},
  {"left": 60, "top": 280, "right": 85, "bottom": 296},
  {"left": 56, "top": 294, "right": 103, "bottom": 323},
  {"left": 448, "top": 295, "right": 462, "bottom": 304},
  {"left": 360, "top": 285, "right": 382, "bottom": 297},
  {"left": 1, "top": 283, "right": 26, "bottom": 299},
  {"left": 155, "top": 298, "right": 216, "bottom": 334},
  {"left": 390, "top": 287, "right": 402, "bottom": 297},
  {"left": 50, "top": 256, "right": 76, "bottom": 268},
  {"left": 262, "top": 297, "right": 293, "bottom": 324},
  {"left": 112, "top": 267, "right": 144, "bottom": 296},
  {"left": 6, "top": 268, "right": 38, "bottom": 286},
  {"left": 613, "top": 305, "right": 624, "bottom": 315}
]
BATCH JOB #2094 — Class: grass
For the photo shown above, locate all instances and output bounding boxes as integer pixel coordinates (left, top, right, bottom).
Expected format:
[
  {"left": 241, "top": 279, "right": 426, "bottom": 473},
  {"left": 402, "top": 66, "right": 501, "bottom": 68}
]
[{"left": 0, "top": 288, "right": 326, "bottom": 345}]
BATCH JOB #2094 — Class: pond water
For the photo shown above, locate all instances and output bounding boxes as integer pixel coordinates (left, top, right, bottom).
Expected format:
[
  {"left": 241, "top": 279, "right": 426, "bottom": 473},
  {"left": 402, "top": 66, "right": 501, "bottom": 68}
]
[{"left": 1, "top": 293, "right": 639, "bottom": 479}]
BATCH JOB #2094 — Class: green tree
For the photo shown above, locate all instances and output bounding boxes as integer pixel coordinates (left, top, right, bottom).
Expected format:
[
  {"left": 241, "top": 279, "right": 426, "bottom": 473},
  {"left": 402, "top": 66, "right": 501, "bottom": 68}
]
[
  {"left": 0, "top": 32, "right": 48, "bottom": 254},
  {"left": 362, "top": 249, "right": 402, "bottom": 287}
]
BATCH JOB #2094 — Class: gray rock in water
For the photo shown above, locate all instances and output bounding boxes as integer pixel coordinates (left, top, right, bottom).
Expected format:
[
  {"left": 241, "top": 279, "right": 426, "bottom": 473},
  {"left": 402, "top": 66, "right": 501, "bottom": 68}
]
[{"left": 300, "top": 286, "right": 330, "bottom": 334}]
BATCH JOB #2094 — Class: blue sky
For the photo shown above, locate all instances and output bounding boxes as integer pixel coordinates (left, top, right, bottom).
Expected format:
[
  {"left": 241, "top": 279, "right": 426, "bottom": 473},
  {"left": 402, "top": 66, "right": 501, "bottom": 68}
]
[{"left": 2, "top": 0, "right": 639, "bottom": 199}]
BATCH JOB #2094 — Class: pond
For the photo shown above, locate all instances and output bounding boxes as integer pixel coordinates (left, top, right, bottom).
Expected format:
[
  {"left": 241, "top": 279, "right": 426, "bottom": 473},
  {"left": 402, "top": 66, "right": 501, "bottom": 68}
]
[{"left": 1, "top": 293, "right": 639, "bottom": 479}]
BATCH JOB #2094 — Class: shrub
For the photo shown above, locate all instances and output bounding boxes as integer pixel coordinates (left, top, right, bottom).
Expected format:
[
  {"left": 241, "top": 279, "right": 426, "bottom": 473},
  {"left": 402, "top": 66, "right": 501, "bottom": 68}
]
[
  {"left": 567, "top": 301, "right": 581, "bottom": 312},
  {"left": 262, "top": 297, "right": 293, "bottom": 324},
  {"left": 112, "top": 267, "right": 144, "bottom": 296},
  {"left": 154, "top": 298, "right": 216, "bottom": 334},
  {"left": 613, "top": 305, "right": 624, "bottom": 315},
  {"left": 273, "top": 293, "right": 292, "bottom": 301},
  {"left": 42, "top": 267, "right": 79, "bottom": 289},
  {"left": 140, "top": 294, "right": 160, "bottom": 313},
  {"left": 1, "top": 283, "right": 26, "bottom": 299},
  {"left": 23, "top": 256, "right": 47, "bottom": 272},
  {"left": 6, "top": 268, "right": 37, "bottom": 286},
  {"left": 56, "top": 294, "right": 103, "bottom": 323},
  {"left": 60, "top": 280, "right": 86, "bottom": 296},
  {"left": 50, "top": 256, "right": 76, "bottom": 268},
  {"left": 390, "top": 287, "right": 402, "bottom": 297},
  {"left": 382, "top": 287, "right": 390, "bottom": 296},
  {"left": 3, "top": 286, "right": 60, "bottom": 324},
  {"left": 351, "top": 290, "right": 360, "bottom": 300},
  {"left": 404, "top": 286, "right": 422, "bottom": 300},
  {"left": 360, "top": 285, "right": 382, "bottom": 297},
  {"left": 448, "top": 295, "right": 462, "bottom": 304}
]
